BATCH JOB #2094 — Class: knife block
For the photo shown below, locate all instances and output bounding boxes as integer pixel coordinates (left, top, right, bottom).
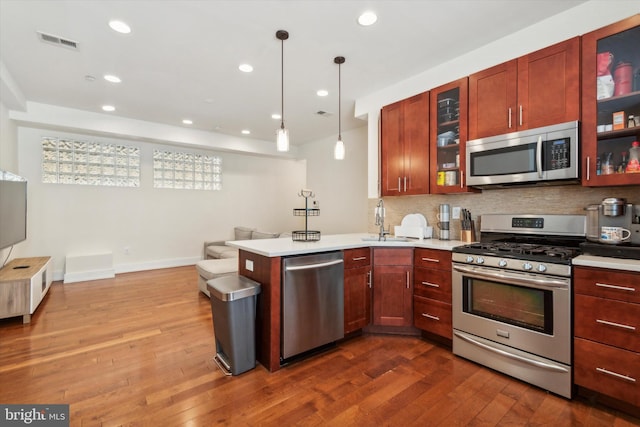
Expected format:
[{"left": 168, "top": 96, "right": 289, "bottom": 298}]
[{"left": 460, "top": 221, "right": 476, "bottom": 243}]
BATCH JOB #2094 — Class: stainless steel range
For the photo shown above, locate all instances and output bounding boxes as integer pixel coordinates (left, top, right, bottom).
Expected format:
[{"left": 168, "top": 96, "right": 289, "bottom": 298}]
[{"left": 452, "top": 214, "right": 586, "bottom": 399}]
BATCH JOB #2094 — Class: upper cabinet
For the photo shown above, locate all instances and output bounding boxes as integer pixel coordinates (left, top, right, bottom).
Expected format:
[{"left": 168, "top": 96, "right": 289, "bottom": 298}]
[
  {"left": 581, "top": 15, "right": 640, "bottom": 187},
  {"left": 469, "top": 37, "right": 580, "bottom": 140},
  {"left": 380, "top": 92, "right": 430, "bottom": 196},
  {"left": 430, "top": 77, "right": 476, "bottom": 194}
]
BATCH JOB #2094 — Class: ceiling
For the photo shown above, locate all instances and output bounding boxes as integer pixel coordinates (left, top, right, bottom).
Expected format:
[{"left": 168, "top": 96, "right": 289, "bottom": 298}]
[{"left": 0, "top": 0, "right": 587, "bottom": 146}]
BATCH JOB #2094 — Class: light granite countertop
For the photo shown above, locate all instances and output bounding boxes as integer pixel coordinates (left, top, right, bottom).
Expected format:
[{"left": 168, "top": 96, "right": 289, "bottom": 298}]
[
  {"left": 226, "top": 233, "right": 468, "bottom": 257},
  {"left": 572, "top": 255, "right": 640, "bottom": 273}
]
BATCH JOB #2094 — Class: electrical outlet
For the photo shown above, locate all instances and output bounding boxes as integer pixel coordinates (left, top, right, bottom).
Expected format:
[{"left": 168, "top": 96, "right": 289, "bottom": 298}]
[
  {"left": 452, "top": 207, "right": 461, "bottom": 219},
  {"left": 312, "top": 200, "right": 319, "bottom": 208},
  {"left": 245, "top": 259, "right": 254, "bottom": 272}
]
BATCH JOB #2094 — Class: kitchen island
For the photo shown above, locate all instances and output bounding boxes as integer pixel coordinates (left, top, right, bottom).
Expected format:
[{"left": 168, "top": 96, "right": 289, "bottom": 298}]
[{"left": 226, "top": 233, "right": 467, "bottom": 372}]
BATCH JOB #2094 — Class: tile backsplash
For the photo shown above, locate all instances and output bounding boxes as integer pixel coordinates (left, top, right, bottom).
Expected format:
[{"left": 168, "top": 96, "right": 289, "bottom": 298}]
[{"left": 368, "top": 185, "right": 639, "bottom": 240}]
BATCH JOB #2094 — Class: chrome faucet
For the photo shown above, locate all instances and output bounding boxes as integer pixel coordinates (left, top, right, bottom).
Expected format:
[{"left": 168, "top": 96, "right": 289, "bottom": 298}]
[{"left": 375, "top": 199, "right": 389, "bottom": 241}]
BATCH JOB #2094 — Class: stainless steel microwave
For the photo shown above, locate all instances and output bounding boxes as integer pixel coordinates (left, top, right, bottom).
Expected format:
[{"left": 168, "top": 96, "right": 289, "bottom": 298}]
[{"left": 465, "top": 121, "right": 579, "bottom": 187}]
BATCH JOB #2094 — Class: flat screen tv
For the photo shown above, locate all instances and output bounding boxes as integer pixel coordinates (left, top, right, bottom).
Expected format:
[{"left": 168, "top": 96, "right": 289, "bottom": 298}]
[{"left": 0, "top": 171, "right": 27, "bottom": 250}]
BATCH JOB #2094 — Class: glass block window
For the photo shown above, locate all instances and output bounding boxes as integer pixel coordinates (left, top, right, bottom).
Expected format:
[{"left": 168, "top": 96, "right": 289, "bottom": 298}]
[
  {"left": 153, "top": 150, "right": 222, "bottom": 190},
  {"left": 41, "top": 137, "right": 140, "bottom": 187}
]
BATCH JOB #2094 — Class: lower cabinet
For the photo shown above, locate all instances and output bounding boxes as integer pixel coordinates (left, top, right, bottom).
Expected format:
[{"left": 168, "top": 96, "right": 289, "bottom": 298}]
[
  {"left": 372, "top": 248, "right": 413, "bottom": 327},
  {"left": 573, "top": 266, "right": 640, "bottom": 407},
  {"left": 343, "top": 248, "right": 372, "bottom": 334},
  {"left": 413, "top": 248, "right": 452, "bottom": 339}
]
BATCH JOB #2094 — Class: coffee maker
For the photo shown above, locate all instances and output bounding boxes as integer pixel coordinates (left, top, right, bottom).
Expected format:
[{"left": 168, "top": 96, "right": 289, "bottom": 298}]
[{"left": 585, "top": 198, "right": 640, "bottom": 245}]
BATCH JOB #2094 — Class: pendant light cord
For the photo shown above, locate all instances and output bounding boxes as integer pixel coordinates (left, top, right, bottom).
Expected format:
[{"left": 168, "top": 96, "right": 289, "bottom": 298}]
[
  {"left": 338, "top": 61, "right": 341, "bottom": 139},
  {"left": 280, "top": 35, "right": 284, "bottom": 130}
]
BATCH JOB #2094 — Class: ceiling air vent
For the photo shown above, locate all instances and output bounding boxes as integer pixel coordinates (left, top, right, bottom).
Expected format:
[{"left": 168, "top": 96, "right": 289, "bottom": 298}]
[{"left": 37, "top": 31, "right": 79, "bottom": 50}]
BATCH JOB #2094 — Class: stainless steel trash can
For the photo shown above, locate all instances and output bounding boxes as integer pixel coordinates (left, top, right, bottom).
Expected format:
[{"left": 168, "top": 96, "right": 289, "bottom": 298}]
[{"left": 207, "top": 275, "right": 261, "bottom": 375}]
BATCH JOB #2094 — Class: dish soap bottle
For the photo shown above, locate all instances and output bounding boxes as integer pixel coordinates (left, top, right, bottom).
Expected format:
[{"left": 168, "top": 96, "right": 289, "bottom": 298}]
[{"left": 626, "top": 141, "right": 640, "bottom": 173}]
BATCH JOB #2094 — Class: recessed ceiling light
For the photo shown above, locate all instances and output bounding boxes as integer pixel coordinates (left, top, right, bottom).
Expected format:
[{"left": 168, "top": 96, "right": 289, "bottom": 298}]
[
  {"left": 84, "top": 75, "right": 96, "bottom": 82},
  {"left": 102, "top": 105, "right": 115, "bottom": 112},
  {"left": 204, "top": 98, "right": 214, "bottom": 104},
  {"left": 182, "top": 119, "right": 193, "bottom": 125},
  {"left": 109, "top": 20, "right": 131, "bottom": 34},
  {"left": 238, "top": 64, "right": 253, "bottom": 73},
  {"left": 241, "top": 130, "right": 251, "bottom": 135},
  {"left": 271, "top": 113, "right": 281, "bottom": 120},
  {"left": 317, "top": 89, "right": 329, "bottom": 97},
  {"left": 358, "top": 11, "right": 378, "bottom": 26},
  {"left": 104, "top": 74, "right": 121, "bottom": 83}
]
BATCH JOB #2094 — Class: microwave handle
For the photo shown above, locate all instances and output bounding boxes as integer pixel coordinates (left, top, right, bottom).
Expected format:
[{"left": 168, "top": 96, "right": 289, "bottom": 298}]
[{"left": 536, "top": 135, "right": 543, "bottom": 178}]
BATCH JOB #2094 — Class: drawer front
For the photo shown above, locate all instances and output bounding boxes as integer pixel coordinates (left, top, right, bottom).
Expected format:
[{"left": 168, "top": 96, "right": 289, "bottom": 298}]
[
  {"left": 574, "top": 294, "right": 639, "bottom": 352},
  {"left": 413, "top": 296, "right": 452, "bottom": 339},
  {"left": 414, "top": 248, "right": 451, "bottom": 270},
  {"left": 343, "top": 247, "right": 371, "bottom": 269},
  {"left": 574, "top": 266, "right": 640, "bottom": 304},
  {"left": 413, "top": 267, "right": 451, "bottom": 302},
  {"left": 574, "top": 337, "right": 640, "bottom": 407},
  {"left": 373, "top": 248, "right": 413, "bottom": 266}
]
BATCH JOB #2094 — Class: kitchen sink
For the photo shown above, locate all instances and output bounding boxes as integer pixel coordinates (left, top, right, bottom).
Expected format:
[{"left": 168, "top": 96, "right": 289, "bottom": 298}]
[{"left": 361, "top": 236, "right": 411, "bottom": 242}]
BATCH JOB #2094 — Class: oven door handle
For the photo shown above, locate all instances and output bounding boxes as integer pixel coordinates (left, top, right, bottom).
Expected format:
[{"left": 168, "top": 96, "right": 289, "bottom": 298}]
[
  {"left": 454, "top": 331, "right": 569, "bottom": 373},
  {"left": 452, "top": 264, "right": 569, "bottom": 289}
]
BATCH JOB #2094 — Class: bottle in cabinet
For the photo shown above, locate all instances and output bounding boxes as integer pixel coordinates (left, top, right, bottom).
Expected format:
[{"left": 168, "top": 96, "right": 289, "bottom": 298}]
[{"left": 582, "top": 15, "right": 640, "bottom": 186}]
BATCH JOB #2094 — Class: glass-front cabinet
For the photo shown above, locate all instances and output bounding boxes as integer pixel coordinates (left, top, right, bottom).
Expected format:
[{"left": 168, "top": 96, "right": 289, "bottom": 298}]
[
  {"left": 430, "top": 77, "right": 475, "bottom": 193},
  {"left": 582, "top": 15, "right": 640, "bottom": 186}
]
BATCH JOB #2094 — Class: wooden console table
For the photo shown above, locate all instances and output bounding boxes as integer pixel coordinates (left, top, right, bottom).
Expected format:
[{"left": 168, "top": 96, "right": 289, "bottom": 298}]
[{"left": 0, "top": 256, "right": 52, "bottom": 324}]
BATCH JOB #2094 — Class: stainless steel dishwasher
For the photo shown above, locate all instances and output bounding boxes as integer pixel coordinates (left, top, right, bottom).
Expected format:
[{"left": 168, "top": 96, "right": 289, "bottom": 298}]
[{"left": 281, "top": 251, "right": 344, "bottom": 361}]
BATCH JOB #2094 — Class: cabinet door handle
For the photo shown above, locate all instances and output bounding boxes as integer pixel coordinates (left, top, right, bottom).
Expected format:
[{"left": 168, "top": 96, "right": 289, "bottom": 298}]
[
  {"left": 406, "top": 271, "right": 410, "bottom": 289},
  {"left": 404, "top": 176, "right": 407, "bottom": 192},
  {"left": 508, "top": 107, "right": 512, "bottom": 129},
  {"left": 595, "top": 282, "right": 636, "bottom": 292},
  {"left": 352, "top": 256, "right": 367, "bottom": 261},
  {"left": 421, "top": 281, "right": 440, "bottom": 288},
  {"left": 398, "top": 177, "right": 401, "bottom": 192},
  {"left": 367, "top": 270, "right": 372, "bottom": 288},
  {"left": 596, "top": 367, "right": 636, "bottom": 383},
  {"left": 460, "top": 171, "right": 464, "bottom": 188},
  {"left": 586, "top": 156, "right": 590, "bottom": 181},
  {"left": 519, "top": 105, "right": 523, "bottom": 126},
  {"left": 596, "top": 319, "right": 636, "bottom": 331},
  {"left": 421, "top": 313, "right": 440, "bottom": 321},
  {"left": 421, "top": 257, "right": 440, "bottom": 263}
]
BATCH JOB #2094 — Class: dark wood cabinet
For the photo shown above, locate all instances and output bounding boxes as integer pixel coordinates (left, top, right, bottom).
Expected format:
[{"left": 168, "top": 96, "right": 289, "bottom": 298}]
[
  {"left": 343, "top": 248, "right": 371, "bottom": 334},
  {"left": 380, "top": 92, "right": 430, "bottom": 196},
  {"left": 372, "top": 248, "right": 413, "bottom": 326},
  {"left": 469, "top": 37, "right": 580, "bottom": 140},
  {"left": 581, "top": 15, "right": 640, "bottom": 186},
  {"left": 412, "top": 248, "right": 452, "bottom": 339},
  {"left": 573, "top": 265, "right": 640, "bottom": 407},
  {"left": 430, "top": 77, "right": 476, "bottom": 194}
]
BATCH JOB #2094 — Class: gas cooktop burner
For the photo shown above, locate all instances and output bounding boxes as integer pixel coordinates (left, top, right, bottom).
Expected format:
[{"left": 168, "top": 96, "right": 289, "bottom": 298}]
[{"left": 467, "top": 242, "right": 580, "bottom": 260}]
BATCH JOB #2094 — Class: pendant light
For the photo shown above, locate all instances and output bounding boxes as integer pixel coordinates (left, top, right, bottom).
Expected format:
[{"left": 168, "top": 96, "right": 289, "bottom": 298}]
[
  {"left": 276, "top": 30, "right": 289, "bottom": 152},
  {"left": 334, "top": 56, "right": 346, "bottom": 160}
]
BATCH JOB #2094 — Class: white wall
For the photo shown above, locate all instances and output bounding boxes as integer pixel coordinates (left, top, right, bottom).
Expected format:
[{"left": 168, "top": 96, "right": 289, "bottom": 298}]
[
  {"left": 298, "top": 125, "right": 368, "bottom": 234},
  {"left": 17, "top": 127, "right": 306, "bottom": 279},
  {"left": 355, "top": 3, "right": 639, "bottom": 197}
]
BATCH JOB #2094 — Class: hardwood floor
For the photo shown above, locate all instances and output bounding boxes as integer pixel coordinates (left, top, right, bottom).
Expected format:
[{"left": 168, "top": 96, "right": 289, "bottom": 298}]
[{"left": 0, "top": 265, "right": 638, "bottom": 426}]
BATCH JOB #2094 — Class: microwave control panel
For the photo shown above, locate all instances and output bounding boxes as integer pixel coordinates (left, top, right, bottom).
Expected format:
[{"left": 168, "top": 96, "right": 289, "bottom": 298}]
[{"left": 544, "top": 137, "right": 571, "bottom": 170}]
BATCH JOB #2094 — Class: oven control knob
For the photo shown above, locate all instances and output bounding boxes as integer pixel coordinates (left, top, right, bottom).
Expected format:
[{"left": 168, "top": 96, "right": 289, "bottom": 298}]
[
  {"left": 537, "top": 264, "right": 547, "bottom": 273},
  {"left": 466, "top": 256, "right": 474, "bottom": 263},
  {"left": 475, "top": 256, "right": 485, "bottom": 264},
  {"left": 498, "top": 259, "right": 508, "bottom": 267},
  {"left": 523, "top": 262, "right": 533, "bottom": 271}
]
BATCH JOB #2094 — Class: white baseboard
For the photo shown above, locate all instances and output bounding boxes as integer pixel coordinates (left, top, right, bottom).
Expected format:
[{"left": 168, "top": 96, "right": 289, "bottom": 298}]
[{"left": 63, "top": 268, "right": 116, "bottom": 284}]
